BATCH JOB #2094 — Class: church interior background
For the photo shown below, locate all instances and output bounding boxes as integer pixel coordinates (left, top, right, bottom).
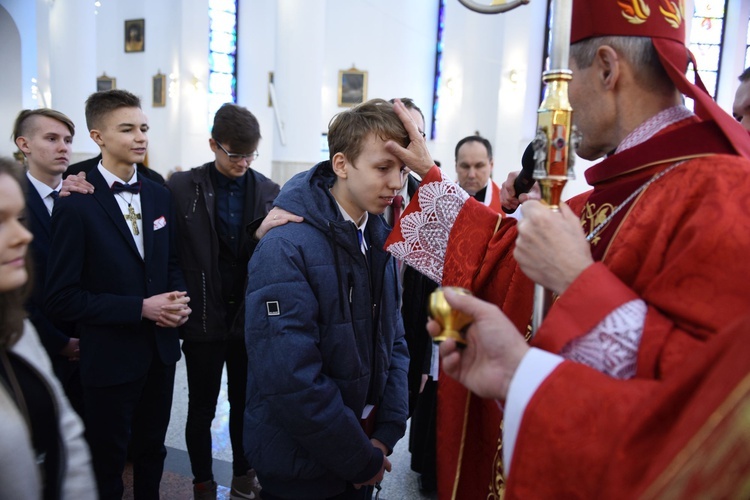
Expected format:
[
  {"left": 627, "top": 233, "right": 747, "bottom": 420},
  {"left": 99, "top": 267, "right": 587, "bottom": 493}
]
[
  {"left": 1, "top": 0, "right": 749, "bottom": 497},
  {"left": 2, "top": 0, "right": 748, "bottom": 199}
]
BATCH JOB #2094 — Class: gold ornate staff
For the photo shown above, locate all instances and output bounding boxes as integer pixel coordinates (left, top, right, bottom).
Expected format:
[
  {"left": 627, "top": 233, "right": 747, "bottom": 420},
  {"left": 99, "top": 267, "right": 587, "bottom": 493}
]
[
  {"left": 457, "top": 0, "right": 576, "bottom": 337},
  {"left": 458, "top": 0, "right": 530, "bottom": 14}
]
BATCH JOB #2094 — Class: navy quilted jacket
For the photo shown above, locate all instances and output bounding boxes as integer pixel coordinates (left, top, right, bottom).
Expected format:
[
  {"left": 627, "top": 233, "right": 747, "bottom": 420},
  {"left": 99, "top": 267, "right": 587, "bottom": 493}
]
[{"left": 244, "top": 161, "right": 409, "bottom": 498}]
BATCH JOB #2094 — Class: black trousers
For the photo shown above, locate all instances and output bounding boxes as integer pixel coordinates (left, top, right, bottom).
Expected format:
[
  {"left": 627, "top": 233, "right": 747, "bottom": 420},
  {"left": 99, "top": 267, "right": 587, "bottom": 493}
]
[
  {"left": 83, "top": 357, "right": 175, "bottom": 500},
  {"left": 51, "top": 354, "right": 85, "bottom": 418},
  {"left": 182, "top": 337, "right": 250, "bottom": 481}
]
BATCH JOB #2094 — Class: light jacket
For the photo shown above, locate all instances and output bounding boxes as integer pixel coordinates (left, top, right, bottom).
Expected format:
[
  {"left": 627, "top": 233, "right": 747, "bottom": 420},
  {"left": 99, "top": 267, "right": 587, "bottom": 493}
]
[{"left": 0, "top": 321, "right": 96, "bottom": 499}]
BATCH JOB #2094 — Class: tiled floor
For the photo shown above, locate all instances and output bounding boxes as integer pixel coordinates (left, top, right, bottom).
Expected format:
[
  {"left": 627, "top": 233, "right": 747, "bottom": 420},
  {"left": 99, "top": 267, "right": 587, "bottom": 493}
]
[{"left": 123, "top": 354, "right": 437, "bottom": 500}]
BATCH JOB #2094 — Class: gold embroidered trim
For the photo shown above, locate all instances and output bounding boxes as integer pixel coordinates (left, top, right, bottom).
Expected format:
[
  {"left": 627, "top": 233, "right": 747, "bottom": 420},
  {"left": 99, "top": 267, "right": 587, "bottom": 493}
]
[
  {"left": 642, "top": 372, "right": 750, "bottom": 498},
  {"left": 451, "top": 390, "right": 473, "bottom": 500}
]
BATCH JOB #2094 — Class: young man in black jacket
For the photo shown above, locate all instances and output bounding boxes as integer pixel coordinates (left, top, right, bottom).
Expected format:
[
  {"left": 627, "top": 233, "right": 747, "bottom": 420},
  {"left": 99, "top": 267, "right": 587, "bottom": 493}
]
[{"left": 168, "top": 103, "right": 279, "bottom": 500}]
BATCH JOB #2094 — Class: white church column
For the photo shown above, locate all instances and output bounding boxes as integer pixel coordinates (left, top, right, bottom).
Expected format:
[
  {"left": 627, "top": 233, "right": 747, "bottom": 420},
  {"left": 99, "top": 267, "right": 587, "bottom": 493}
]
[
  {"left": 270, "top": 0, "right": 327, "bottom": 184},
  {"left": 47, "top": 0, "right": 97, "bottom": 156}
]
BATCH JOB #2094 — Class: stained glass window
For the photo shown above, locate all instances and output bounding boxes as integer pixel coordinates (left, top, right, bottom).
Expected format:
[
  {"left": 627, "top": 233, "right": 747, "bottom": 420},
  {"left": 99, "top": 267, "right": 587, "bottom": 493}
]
[
  {"left": 208, "top": 0, "right": 238, "bottom": 124},
  {"left": 689, "top": 0, "right": 728, "bottom": 99},
  {"left": 430, "top": 0, "right": 445, "bottom": 140}
]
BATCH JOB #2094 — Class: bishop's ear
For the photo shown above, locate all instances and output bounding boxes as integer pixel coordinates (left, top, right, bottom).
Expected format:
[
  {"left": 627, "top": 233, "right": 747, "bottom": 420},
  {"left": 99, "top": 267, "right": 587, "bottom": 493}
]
[{"left": 595, "top": 45, "right": 620, "bottom": 90}]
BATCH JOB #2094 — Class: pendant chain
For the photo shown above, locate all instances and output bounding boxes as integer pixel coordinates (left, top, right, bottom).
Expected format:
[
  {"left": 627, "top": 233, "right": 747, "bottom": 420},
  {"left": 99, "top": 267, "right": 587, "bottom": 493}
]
[
  {"left": 115, "top": 191, "right": 135, "bottom": 207},
  {"left": 586, "top": 161, "right": 683, "bottom": 243}
]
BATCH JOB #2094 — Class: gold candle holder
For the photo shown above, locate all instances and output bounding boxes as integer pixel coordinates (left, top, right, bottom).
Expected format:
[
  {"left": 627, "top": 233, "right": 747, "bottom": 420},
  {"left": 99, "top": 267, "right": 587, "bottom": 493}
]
[{"left": 429, "top": 287, "right": 474, "bottom": 346}]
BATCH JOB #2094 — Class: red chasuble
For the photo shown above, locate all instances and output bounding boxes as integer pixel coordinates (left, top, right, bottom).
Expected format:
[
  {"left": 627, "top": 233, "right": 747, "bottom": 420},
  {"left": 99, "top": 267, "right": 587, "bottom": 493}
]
[
  {"left": 605, "top": 313, "right": 750, "bottom": 499},
  {"left": 505, "top": 120, "right": 750, "bottom": 497},
  {"left": 387, "top": 118, "right": 750, "bottom": 498}
]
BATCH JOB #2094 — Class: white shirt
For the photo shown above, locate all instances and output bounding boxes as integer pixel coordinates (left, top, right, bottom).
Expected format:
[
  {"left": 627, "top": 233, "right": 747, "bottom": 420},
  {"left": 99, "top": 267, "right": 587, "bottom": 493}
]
[
  {"left": 334, "top": 198, "right": 369, "bottom": 256},
  {"left": 98, "top": 163, "right": 144, "bottom": 259},
  {"left": 26, "top": 171, "right": 63, "bottom": 216}
]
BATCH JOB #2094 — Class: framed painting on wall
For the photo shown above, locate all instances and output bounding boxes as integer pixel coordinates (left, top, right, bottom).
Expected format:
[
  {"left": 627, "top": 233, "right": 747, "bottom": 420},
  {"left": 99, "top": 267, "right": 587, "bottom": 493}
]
[
  {"left": 97, "top": 73, "right": 116, "bottom": 91},
  {"left": 152, "top": 72, "right": 166, "bottom": 107},
  {"left": 125, "top": 19, "right": 145, "bottom": 53},
  {"left": 337, "top": 67, "right": 367, "bottom": 107}
]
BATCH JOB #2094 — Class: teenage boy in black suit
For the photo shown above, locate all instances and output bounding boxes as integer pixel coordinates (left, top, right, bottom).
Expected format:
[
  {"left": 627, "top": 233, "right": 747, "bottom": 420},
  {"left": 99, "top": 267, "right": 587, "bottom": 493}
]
[
  {"left": 13, "top": 108, "right": 86, "bottom": 415},
  {"left": 45, "top": 89, "right": 191, "bottom": 500}
]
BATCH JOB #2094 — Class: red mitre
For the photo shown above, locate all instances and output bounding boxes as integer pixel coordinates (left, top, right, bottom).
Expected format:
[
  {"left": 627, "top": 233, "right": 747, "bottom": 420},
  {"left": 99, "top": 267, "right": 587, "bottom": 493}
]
[{"left": 570, "top": 0, "right": 750, "bottom": 158}]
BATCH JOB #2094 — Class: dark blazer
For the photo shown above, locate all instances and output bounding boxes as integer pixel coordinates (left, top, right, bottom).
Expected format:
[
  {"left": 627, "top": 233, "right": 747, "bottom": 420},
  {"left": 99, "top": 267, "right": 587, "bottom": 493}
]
[
  {"left": 24, "top": 177, "right": 73, "bottom": 356},
  {"left": 45, "top": 167, "right": 184, "bottom": 387},
  {"left": 66, "top": 154, "right": 166, "bottom": 185},
  {"left": 168, "top": 162, "right": 279, "bottom": 342}
]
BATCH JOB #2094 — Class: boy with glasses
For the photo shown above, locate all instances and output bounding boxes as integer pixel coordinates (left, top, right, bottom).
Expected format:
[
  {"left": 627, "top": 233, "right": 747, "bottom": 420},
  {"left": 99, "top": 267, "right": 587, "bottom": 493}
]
[{"left": 168, "top": 103, "right": 279, "bottom": 500}]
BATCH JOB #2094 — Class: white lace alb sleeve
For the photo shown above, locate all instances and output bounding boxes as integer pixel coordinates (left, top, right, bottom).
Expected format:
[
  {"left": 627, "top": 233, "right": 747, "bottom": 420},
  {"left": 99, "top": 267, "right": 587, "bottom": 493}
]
[
  {"left": 560, "top": 299, "right": 646, "bottom": 379},
  {"left": 386, "top": 171, "right": 469, "bottom": 284}
]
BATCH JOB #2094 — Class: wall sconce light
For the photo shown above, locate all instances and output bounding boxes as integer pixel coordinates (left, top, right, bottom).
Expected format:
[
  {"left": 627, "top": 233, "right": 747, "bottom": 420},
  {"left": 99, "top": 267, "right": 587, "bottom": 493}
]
[
  {"left": 444, "top": 77, "right": 455, "bottom": 95},
  {"left": 31, "top": 78, "right": 39, "bottom": 102},
  {"left": 190, "top": 75, "right": 203, "bottom": 91},
  {"left": 168, "top": 73, "right": 179, "bottom": 99}
]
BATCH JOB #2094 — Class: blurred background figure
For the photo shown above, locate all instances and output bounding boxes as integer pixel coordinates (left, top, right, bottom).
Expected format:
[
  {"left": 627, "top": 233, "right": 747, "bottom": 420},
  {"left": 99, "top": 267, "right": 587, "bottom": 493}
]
[{"left": 0, "top": 157, "right": 96, "bottom": 499}]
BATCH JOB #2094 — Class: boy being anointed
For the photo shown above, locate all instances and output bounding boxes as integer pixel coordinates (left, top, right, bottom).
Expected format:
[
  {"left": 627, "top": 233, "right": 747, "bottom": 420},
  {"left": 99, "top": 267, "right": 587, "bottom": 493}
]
[{"left": 245, "top": 99, "right": 410, "bottom": 499}]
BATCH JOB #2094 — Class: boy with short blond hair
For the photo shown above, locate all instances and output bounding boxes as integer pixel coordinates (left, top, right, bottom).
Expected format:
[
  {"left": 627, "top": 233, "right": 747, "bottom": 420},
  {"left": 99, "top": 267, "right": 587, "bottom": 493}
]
[
  {"left": 13, "top": 108, "right": 85, "bottom": 413},
  {"left": 45, "top": 89, "right": 190, "bottom": 500}
]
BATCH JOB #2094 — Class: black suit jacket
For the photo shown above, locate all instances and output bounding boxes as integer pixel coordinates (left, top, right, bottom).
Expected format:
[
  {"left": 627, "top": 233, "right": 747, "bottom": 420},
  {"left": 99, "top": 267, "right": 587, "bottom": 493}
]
[
  {"left": 24, "top": 177, "right": 73, "bottom": 357},
  {"left": 45, "top": 167, "right": 184, "bottom": 387},
  {"left": 66, "top": 154, "right": 166, "bottom": 185}
]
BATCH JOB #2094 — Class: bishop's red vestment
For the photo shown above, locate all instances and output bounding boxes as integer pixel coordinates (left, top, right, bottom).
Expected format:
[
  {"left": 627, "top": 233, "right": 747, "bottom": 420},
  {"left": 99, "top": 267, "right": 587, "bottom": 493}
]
[{"left": 386, "top": 116, "right": 750, "bottom": 498}]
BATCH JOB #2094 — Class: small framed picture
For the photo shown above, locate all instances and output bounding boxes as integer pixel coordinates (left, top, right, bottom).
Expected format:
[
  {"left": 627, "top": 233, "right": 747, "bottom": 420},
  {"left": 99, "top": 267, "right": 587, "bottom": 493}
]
[
  {"left": 96, "top": 73, "right": 116, "bottom": 92},
  {"left": 125, "top": 19, "right": 145, "bottom": 53},
  {"left": 337, "top": 67, "right": 368, "bottom": 107},
  {"left": 152, "top": 72, "right": 166, "bottom": 107}
]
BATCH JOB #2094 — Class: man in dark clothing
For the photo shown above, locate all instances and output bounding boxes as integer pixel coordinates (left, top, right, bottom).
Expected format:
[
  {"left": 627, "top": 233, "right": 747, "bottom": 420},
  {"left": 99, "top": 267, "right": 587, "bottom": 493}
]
[{"left": 168, "top": 103, "right": 279, "bottom": 500}]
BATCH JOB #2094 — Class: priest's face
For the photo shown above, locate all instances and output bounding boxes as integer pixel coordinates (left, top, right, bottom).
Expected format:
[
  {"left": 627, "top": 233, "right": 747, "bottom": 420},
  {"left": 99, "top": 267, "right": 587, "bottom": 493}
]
[
  {"left": 455, "top": 140, "right": 493, "bottom": 195},
  {"left": 568, "top": 56, "right": 618, "bottom": 161}
]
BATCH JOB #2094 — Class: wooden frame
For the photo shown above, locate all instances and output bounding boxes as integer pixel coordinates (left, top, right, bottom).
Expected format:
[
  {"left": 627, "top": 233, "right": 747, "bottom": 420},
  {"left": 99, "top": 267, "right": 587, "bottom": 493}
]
[
  {"left": 152, "top": 72, "right": 167, "bottom": 107},
  {"left": 96, "top": 73, "right": 116, "bottom": 92},
  {"left": 124, "top": 19, "right": 145, "bottom": 53},
  {"left": 337, "top": 67, "right": 368, "bottom": 107}
]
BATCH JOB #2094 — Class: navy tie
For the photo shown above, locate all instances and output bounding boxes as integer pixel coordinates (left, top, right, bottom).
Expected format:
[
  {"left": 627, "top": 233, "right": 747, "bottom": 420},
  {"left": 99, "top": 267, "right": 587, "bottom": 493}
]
[
  {"left": 49, "top": 190, "right": 60, "bottom": 201},
  {"left": 111, "top": 181, "right": 142, "bottom": 194}
]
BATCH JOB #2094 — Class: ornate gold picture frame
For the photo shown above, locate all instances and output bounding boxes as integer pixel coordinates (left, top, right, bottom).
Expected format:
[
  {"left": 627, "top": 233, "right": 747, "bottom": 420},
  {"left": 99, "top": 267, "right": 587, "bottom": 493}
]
[
  {"left": 125, "top": 19, "right": 145, "bottom": 53},
  {"left": 337, "top": 67, "right": 367, "bottom": 107},
  {"left": 152, "top": 72, "right": 167, "bottom": 107},
  {"left": 96, "top": 73, "right": 116, "bottom": 92}
]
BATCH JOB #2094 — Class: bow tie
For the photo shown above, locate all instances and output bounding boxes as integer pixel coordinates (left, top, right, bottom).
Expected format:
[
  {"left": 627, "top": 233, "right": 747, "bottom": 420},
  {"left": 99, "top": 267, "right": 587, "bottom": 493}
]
[{"left": 111, "top": 181, "right": 142, "bottom": 194}]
